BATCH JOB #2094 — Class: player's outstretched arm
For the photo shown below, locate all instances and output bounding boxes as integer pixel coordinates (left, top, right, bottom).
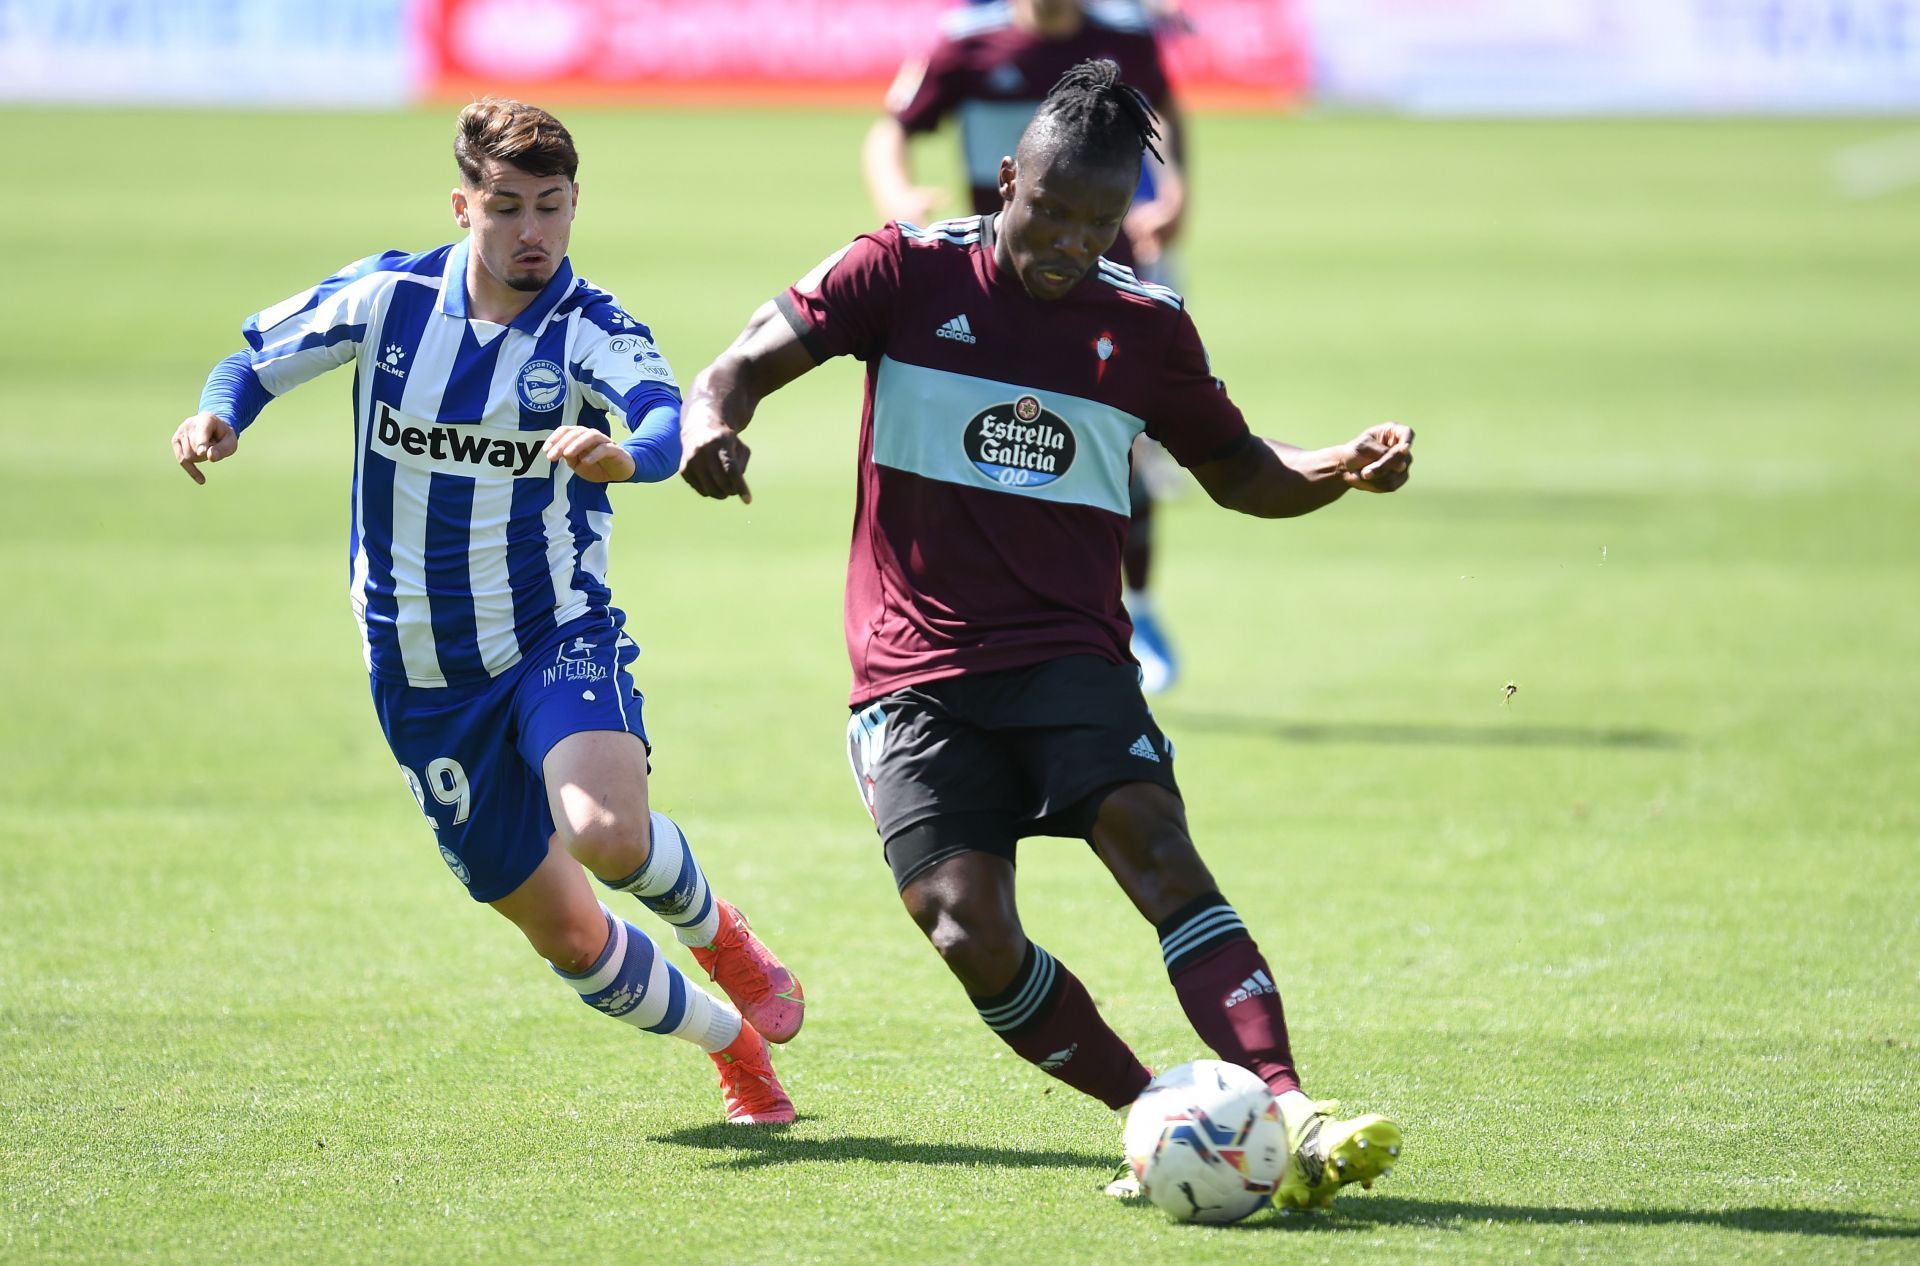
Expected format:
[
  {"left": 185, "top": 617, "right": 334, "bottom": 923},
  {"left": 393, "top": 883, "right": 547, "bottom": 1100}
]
[
  {"left": 172, "top": 411, "right": 238, "bottom": 485},
  {"left": 176, "top": 348, "right": 277, "bottom": 484},
  {"left": 545, "top": 424, "right": 638, "bottom": 483},
  {"left": 1124, "top": 104, "right": 1188, "bottom": 265},
  {"left": 680, "top": 300, "right": 819, "bottom": 505},
  {"left": 1191, "top": 423, "right": 1414, "bottom": 519},
  {"left": 862, "top": 117, "right": 947, "bottom": 228}
]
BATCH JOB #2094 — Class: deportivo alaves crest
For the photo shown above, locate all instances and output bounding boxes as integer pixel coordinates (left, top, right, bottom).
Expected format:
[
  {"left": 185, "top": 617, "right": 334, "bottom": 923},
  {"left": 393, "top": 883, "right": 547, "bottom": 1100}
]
[{"left": 964, "top": 394, "right": 1077, "bottom": 488}]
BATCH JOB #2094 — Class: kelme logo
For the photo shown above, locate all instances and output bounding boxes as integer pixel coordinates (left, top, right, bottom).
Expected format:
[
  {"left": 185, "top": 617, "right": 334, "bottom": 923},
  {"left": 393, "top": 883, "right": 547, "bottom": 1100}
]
[
  {"left": 516, "top": 359, "right": 566, "bottom": 412},
  {"left": 964, "top": 395, "right": 1076, "bottom": 489}
]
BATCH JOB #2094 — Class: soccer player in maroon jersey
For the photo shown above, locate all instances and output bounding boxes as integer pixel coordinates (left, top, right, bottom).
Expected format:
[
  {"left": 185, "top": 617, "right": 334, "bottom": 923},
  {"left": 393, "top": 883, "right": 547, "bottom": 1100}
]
[
  {"left": 864, "top": 0, "right": 1184, "bottom": 272},
  {"left": 865, "top": 0, "right": 1189, "bottom": 691},
  {"left": 685, "top": 61, "right": 1412, "bottom": 1210}
]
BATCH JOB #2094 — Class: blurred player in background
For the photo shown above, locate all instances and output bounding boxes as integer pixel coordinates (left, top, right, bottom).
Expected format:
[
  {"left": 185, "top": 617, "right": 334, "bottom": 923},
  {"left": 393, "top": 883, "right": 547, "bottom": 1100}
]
[
  {"left": 171, "top": 98, "right": 802, "bottom": 1124},
  {"left": 690, "top": 61, "right": 1411, "bottom": 1209},
  {"left": 865, "top": 0, "right": 1188, "bottom": 690}
]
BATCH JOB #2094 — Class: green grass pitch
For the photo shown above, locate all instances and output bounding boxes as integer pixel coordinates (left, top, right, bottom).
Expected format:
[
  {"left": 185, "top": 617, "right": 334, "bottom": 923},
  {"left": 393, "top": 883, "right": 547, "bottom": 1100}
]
[{"left": 2, "top": 107, "right": 1917, "bottom": 1264}]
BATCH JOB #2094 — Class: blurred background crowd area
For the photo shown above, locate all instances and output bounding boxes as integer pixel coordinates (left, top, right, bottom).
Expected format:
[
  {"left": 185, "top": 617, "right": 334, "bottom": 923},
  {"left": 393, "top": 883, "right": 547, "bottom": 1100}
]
[{"left": 5, "top": 0, "right": 1917, "bottom": 115}]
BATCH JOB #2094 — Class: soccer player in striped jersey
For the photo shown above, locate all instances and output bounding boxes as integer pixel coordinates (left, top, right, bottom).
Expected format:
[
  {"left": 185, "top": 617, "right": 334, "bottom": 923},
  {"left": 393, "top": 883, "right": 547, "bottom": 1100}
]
[
  {"left": 865, "top": 0, "right": 1192, "bottom": 691},
  {"left": 171, "top": 98, "right": 801, "bottom": 1125},
  {"left": 685, "top": 61, "right": 1411, "bottom": 1208}
]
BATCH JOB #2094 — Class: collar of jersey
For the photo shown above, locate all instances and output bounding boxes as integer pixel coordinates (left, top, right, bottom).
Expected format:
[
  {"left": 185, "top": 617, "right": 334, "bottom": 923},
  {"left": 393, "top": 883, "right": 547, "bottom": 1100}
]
[{"left": 438, "top": 237, "right": 576, "bottom": 333}]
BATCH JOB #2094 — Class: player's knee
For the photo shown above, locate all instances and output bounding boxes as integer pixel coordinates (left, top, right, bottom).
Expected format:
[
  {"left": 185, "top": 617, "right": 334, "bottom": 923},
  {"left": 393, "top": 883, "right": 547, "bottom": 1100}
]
[
  {"left": 1124, "top": 854, "right": 1213, "bottom": 917},
  {"left": 537, "top": 918, "right": 612, "bottom": 974},
  {"left": 915, "top": 896, "right": 1023, "bottom": 990},
  {"left": 562, "top": 811, "right": 650, "bottom": 876}
]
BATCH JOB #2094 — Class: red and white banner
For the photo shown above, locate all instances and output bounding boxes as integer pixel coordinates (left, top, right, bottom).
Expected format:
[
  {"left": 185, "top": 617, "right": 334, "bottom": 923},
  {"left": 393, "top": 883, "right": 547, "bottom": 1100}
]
[
  {"left": 418, "top": 0, "right": 1308, "bottom": 106},
  {"left": 1158, "top": 1, "right": 1310, "bottom": 107}
]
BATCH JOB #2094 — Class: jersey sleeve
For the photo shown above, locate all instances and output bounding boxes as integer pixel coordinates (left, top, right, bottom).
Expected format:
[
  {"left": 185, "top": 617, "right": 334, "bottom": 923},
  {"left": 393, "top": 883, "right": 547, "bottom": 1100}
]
[
  {"left": 773, "top": 225, "right": 905, "bottom": 365},
  {"left": 888, "top": 37, "right": 968, "bottom": 135},
  {"left": 241, "top": 251, "right": 400, "bottom": 396},
  {"left": 570, "top": 307, "right": 682, "bottom": 425},
  {"left": 1144, "top": 307, "right": 1251, "bottom": 468},
  {"left": 570, "top": 307, "right": 684, "bottom": 482}
]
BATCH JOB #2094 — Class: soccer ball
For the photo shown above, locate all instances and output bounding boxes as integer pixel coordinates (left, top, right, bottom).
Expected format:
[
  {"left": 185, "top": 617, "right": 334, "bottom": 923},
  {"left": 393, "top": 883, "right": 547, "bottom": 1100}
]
[{"left": 1122, "top": 1060, "right": 1287, "bottom": 1224}]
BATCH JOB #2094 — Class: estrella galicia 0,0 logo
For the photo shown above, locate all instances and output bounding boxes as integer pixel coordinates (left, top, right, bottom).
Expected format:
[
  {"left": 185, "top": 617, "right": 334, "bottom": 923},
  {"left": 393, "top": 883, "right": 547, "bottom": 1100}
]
[{"left": 963, "top": 395, "right": 1076, "bottom": 489}]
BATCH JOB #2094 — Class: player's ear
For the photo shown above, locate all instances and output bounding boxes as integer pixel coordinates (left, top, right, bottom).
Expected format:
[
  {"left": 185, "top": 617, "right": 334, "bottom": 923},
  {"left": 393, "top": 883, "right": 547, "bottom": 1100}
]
[
  {"left": 998, "top": 157, "right": 1017, "bottom": 204},
  {"left": 451, "top": 188, "right": 471, "bottom": 229}
]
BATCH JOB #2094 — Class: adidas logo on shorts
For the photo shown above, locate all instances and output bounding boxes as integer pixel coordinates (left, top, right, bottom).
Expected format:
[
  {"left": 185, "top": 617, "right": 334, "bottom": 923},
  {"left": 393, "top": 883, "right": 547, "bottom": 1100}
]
[
  {"left": 1224, "top": 970, "right": 1277, "bottom": 1009},
  {"left": 1128, "top": 734, "right": 1161, "bottom": 763},
  {"left": 935, "top": 313, "right": 977, "bottom": 344}
]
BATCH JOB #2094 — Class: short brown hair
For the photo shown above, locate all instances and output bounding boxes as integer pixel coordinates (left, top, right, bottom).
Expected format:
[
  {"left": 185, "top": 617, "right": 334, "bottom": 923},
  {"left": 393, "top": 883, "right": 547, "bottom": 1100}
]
[{"left": 454, "top": 97, "right": 578, "bottom": 186}]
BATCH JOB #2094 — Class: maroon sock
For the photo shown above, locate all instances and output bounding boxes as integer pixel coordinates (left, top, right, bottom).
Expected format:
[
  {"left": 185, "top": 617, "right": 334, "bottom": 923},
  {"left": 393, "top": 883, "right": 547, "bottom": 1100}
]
[
  {"left": 970, "top": 942, "right": 1153, "bottom": 1110},
  {"left": 1158, "top": 894, "right": 1301, "bottom": 1095}
]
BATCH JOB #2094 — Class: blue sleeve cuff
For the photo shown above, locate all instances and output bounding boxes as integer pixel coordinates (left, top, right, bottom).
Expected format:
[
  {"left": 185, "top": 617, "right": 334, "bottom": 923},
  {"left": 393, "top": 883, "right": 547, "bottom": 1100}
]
[
  {"left": 198, "top": 352, "right": 274, "bottom": 434},
  {"left": 619, "top": 401, "right": 683, "bottom": 483}
]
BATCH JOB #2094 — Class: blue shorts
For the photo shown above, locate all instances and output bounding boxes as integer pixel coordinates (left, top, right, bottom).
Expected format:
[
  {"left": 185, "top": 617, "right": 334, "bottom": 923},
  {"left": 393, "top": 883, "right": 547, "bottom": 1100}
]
[{"left": 370, "top": 611, "right": 649, "bottom": 903}]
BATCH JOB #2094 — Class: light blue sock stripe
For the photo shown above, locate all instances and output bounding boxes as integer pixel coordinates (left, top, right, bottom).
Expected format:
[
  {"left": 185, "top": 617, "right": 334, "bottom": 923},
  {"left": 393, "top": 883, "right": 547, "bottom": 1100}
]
[
  {"left": 975, "top": 953, "right": 1049, "bottom": 1027},
  {"left": 993, "top": 952, "right": 1057, "bottom": 1030},
  {"left": 1157, "top": 904, "right": 1238, "bottom": 950},
  {"left": 976, "top": 948, "right": 1058, "bottom": 1031},
  {"left": 1161, "top": 919, "right": 1246, "bottom": 967},
  {"left": 1159, "top": 908, "right": 1246, "bottom": 964},
  {"left": 1159, "top": 909, "right": 1242, "bottom": 954}
]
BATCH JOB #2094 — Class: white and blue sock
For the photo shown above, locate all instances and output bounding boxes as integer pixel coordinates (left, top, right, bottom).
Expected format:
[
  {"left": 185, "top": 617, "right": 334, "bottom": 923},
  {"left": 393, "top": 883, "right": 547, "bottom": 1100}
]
[
  {"left": 603, "top": 811, "right": 721, "bottom": 948},
  {"left": 555, "top": 908, "right": 741, "bottom": 1053}
]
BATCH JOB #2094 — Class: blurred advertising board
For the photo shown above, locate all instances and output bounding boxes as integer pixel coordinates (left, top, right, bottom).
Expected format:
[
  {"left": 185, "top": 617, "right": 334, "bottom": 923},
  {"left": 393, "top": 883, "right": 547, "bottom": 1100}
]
[
  {"left": 0, "top": 0, "right": 413, "bottom": 105},
  {"left": 1156, "top": 1, "right": 1310, "bottom": 107},
  {"left": 416, "top": 0, "right": 1307, "bottom": 107},
  {"left": 1304, "top": 0, "right": 1920, "bottom": 113}
]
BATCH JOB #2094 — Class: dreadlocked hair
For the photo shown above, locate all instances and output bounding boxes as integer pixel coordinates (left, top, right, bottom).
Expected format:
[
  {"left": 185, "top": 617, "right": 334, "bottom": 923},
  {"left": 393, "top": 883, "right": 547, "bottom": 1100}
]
[{"left": 1028, "top": 57, "right": 1163, "bottom": 169}]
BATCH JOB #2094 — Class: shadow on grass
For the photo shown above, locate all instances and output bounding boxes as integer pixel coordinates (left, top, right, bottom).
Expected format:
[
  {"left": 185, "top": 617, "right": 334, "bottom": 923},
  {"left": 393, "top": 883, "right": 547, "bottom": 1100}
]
[
  {"left": 1161, "top": 710, "right": 1682, "bottom": 751},
  {"left": 651, "top": 1121, "right": 1111, "bottom": 1172},
  {"left": 1255, "top": 1197, "right": 1920, "bottom": 1239},
  {"left": 655, "top": 1128, "right": 1916, "bottom": 1242}
]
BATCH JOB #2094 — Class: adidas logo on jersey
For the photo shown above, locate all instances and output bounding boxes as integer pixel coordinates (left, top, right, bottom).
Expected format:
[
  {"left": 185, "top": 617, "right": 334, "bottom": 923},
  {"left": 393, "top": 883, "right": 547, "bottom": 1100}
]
[
  {"left": 935, "top": 314, "right": 977, "bottom": 344},
  {"left": 1224, "top": 970, "right": 1277, "bottom": 1009},
  {"left": 1129, "top": 734, "right": 1162, "bottom": 763}
]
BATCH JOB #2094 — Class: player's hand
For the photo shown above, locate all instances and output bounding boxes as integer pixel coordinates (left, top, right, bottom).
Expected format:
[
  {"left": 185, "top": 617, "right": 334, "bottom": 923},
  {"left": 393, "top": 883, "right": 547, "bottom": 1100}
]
[
  {"left": 884, "top": 187, "right": 949, "bottom": 227},
  {"left": 173, "top": 411, "right": 238, "bottom": 485},
  {"left": 679, "top": 410, "right": 752, "bottom": 505},
  {"left": 544, "top": 424, "right": 636, "bottom": 483},
  {"left": 1340, "top": 423, "right": 1414, "bottom": 493},
  {"left": 1123, "top": 199, "right": 1183, "bottom": 267}
]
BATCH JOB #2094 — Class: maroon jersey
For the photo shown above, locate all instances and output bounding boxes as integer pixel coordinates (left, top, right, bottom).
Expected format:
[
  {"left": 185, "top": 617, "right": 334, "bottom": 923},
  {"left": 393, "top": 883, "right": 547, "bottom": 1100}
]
[
  {"left": 774, "top": 215, "right": 1249, "bottom": 705},
  {"left": 888, "top": 2, "right": 1172, "bottom": 268}
]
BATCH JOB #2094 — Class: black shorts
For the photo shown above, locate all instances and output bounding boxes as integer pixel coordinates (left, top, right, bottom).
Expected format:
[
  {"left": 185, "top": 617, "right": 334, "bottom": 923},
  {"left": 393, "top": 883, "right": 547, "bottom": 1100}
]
[{"left": 843, "top": 655, "right": 1180, "bottom": 888}]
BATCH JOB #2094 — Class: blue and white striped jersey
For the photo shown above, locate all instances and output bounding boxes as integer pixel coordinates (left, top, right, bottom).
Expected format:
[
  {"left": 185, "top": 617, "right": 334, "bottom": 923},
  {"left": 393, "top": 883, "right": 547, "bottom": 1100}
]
[{"left": 238, "top": 240, "right": 680, "bottom": 687}]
